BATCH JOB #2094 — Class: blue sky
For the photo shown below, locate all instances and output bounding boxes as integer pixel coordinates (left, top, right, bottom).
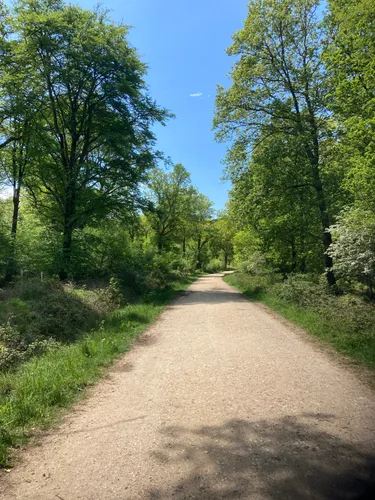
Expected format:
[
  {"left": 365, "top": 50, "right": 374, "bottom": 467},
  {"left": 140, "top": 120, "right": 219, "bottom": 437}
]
[{"left": 75, "top": 0, "right": 248, "bottom": 209}]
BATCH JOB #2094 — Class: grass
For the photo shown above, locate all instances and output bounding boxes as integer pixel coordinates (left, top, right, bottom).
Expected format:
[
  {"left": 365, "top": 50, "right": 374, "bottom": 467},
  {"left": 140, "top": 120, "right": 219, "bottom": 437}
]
[
  {"left": 0, "top": 275, "right": 195, "bottom": 467},
  {"left": 224, "top": 273, "right": 375, "bottom": 371}
]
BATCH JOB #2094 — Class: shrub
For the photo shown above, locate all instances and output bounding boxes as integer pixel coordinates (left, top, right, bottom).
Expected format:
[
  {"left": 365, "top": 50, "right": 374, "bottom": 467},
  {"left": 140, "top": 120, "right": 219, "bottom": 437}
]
[
  {"left": 276, "top": 274, "right": 330, "bottom": 307},
  {"left": 237, "top": 252, "right": 273, "bottom": 276},
  {"left": 0, "top": 278, "right": 127, "bottom": 370},
  {"left": 204, "top": 258, "right": 223, "bottom": 273},
  {"left": 328, "top": 209, "right": 375, "bottom": 297},
  {"left": 0, "top": 321, "right": 61, "bottom": 371}
]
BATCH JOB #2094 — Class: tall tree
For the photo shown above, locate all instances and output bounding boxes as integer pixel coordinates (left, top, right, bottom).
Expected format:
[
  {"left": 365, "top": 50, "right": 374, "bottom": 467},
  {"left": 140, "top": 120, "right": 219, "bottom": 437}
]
[
  {"left": 146, "top": 164, "right": 195, "bottom": 251},
  {"left": 211, "top": 211, "right": 235, "bottom": 270},
  {"left": 15, "top": 0, "right": 169, "bottom": 279},
  {"left": 213, "top": 0, "right": 337, "bottom": 285},
  {"left": 189, "top": 193, "right": 214, "bottom": 270},
  {"left": 228, "top": 128, "right": 328, "bottom": 273},
  {"left": 0, "top": 34, "right": 40, "bottom": 281}
]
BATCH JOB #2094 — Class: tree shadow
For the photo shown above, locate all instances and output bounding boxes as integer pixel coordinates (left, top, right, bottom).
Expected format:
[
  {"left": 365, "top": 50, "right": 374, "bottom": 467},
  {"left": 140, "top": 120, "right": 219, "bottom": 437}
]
[
  {"left": 176, "top": 290, "right": 248, "bottom": 305},
  {"left": 147, "top": 414, "right": 375, "bottom": 499}
]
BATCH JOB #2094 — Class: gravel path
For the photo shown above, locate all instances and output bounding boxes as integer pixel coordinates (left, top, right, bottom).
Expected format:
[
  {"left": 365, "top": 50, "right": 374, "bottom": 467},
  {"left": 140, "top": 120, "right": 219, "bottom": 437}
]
[{"left": 1, "top": 274, "right": 375, "bottom": 499}]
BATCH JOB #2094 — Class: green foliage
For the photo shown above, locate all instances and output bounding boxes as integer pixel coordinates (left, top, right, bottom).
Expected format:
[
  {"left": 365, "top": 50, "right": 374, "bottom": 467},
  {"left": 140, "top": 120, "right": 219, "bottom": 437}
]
[
  {"left": 0, "top": 0, "right": 170, "bottom": 280},
  {"left": 210, "top": 210, "right": 235, "bottom": 269},
  {"left": 214, "top": 0, "right": 343, "bottom": 285},
  {"left": 321, "top": 0, "right": 375, "bottom": 297},
  {"left": 0, "top": 200, "right": 10, "bottom": 274},
  {"left": 0, "top": 278, "right": 128, "bottom": 373},
  {"left": 146, "top": 163, "right": 196, "bottom": 251},
  {"left": 204, "top": 258, "right": 223, "bottom": 274},
  {"left": 275, "top": 274, "right": 329, "bottom": 307}
]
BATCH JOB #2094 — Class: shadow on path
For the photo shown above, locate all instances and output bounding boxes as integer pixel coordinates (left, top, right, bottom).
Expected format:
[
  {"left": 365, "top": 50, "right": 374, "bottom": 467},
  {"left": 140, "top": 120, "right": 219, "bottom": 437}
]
[
  {"left": 147, "top": 414, "right": 375, "bottom": 499},
  {"left": 179, "top": 290, "right": 248, "bottom": 305}
]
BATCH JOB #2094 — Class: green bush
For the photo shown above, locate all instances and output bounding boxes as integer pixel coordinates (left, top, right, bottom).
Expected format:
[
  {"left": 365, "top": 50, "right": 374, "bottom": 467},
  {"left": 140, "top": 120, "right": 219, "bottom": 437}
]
[
  {"left": 0, "top": 321, "right": 60, "bottom": 371},
  {"left": 276, "top": 274, "right": 330, "bottom": 307},
  {"left": 0, "top": 278, "right": 126, "bottom": 371},
  {"left": 204, "top": 258, "right": 223, "bottom": 273},
  {"left": 146, "top": 252, "right": 192, "bottom": 289}
]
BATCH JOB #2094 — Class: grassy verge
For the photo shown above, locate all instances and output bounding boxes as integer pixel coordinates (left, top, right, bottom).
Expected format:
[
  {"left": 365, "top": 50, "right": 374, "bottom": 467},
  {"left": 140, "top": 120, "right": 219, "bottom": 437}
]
[
  {"left": 0, "top": 276, "right": 195, "bottom": 467},
  {"left": 224, "top": 273, "right": 375, "bottom": 371}
]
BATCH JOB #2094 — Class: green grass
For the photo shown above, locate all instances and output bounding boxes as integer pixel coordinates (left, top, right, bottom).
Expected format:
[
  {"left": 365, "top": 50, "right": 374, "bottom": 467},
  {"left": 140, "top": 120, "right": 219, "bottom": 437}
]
[
  {"left": 0, "top": 276, "right": 195, "bottom": 467},
  {"left": 224, "top": 273, "right": 375, "bottom": 371}
]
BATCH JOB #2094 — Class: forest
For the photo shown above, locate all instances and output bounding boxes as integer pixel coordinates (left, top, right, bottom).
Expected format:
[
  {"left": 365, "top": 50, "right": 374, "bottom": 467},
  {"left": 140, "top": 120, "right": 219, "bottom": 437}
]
[{"left": 0, "top": 0, "right": 375, "bottom": 466}]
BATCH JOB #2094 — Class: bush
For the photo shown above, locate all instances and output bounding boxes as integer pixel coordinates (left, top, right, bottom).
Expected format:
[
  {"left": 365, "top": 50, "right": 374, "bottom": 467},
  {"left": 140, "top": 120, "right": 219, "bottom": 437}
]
[
  {"left": 0, "top": 321, "right": 61, "bottom": 371},
  {"left": 143, "top": 252, "right": 193, "bottom": 289},
  {"left": 204, "top": 258, "right": 223, "bottom": 273},
  {"left": 275, "top": 274, "right": 375, "bottom": 336},
  {"left": 328, "top": 209, "right": 375, "bottom": 297},
  {"left": 0, "top": 278, "right": 126, "bottom": 371},
  {"left": 276, "top": 274, "right": 330, "bottom": 307},
  {"left": 237, "top": 252, "right": 274, "bottom": 276}
]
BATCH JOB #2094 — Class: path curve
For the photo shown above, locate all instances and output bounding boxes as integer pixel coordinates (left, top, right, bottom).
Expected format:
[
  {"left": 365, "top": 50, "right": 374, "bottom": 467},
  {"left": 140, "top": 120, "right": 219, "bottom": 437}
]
[{"left": 2, "top": 274, "right": 375, "bottom": 499}]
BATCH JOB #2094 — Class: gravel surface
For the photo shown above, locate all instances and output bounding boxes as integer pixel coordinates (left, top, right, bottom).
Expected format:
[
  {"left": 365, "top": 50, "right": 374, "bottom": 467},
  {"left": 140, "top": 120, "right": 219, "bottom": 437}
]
[{"left": 1, "top": 274, "right": 375, "bottom": 499}]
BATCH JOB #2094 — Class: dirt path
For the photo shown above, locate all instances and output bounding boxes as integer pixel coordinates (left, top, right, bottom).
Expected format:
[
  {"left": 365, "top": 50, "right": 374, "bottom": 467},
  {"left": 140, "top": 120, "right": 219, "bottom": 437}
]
[{"left": 2, "top": 274, "right": 375, "bottom": 499}]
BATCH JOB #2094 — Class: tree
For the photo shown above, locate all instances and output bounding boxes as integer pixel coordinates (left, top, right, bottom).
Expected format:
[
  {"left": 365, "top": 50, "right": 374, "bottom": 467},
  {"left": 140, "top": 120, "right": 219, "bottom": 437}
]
[
  {"left": 0, "top": 3, "right": 13, "bottom": 151},
  {"left": 324, "top": 0, "right": 375, "bottom": 214},
  {"left": 211, "top": 211, "right": 235, "bottom": 269},
  {"left": 0, "top": 33, "right": 40, "bottom": 281},
  {"left": 15, "top": 0, "right": 169, "bottom": 279},
  {"left": 146, "top": 164, "right": 195, "bottom": 251},
  {"left": 189, "top": 193, "right": 214, "bottom": 270},
  {"left": 228, "top": 128, "right": 329, "bottom": 274},
  {"left": 0, "top": 199, "right": 11, "bottom": 276},
  {"left": 213, "top": 0, "right": 337, "bottom": 285}
]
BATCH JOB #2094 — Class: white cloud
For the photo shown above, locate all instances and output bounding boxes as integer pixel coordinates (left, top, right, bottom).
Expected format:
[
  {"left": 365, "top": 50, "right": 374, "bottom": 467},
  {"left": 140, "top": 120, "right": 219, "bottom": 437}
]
[{"left": 189, "top": 92, "right": 203, "bottom": 97}]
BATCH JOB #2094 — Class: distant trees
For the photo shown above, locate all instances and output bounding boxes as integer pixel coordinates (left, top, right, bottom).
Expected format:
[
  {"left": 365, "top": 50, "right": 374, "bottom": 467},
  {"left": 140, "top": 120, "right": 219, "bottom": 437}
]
[
  {"left": 146, "top": 164, "right": 195, "bottom": 251},
  {"left": 189, "top": 193, "right": 214, "bottom": 270},
  {"left": 211, "top": 211, "right": 235, "bottom": 270}
]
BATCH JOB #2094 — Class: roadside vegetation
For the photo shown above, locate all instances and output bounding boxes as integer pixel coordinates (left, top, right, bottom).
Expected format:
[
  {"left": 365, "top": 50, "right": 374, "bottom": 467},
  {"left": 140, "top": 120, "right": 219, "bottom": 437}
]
[{"left": 213, "top": 0, "right": 375, "bottom": 371}]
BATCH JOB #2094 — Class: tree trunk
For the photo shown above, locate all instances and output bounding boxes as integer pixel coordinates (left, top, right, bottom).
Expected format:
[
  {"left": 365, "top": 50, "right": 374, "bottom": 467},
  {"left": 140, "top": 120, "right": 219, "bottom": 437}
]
[
  {"left": 224, "top": 254, "right": 228, "bottom": 270},
  {"left": 59, "top": 220, "right": 73, "bottom": 280},
  {"left": 304, "top": 89, "right": 336, "bottom": 286},
  {"left": 290, "top": 239, "right": 297, "bottom": 273},
  {"left": 196, "top": 236, "right": 202, "bottom": 269},
  {"left": 59, "top": 185, "right": 76, "bottom": 280},
  {"left": 289, "top": 78, "right": 336, "bottom": 286},
  {"left": 4, "top": 183, "right": 21, "bottom": 282},
  {"left": 310, "top": 163, "right": 336, "bottom": 286}
]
